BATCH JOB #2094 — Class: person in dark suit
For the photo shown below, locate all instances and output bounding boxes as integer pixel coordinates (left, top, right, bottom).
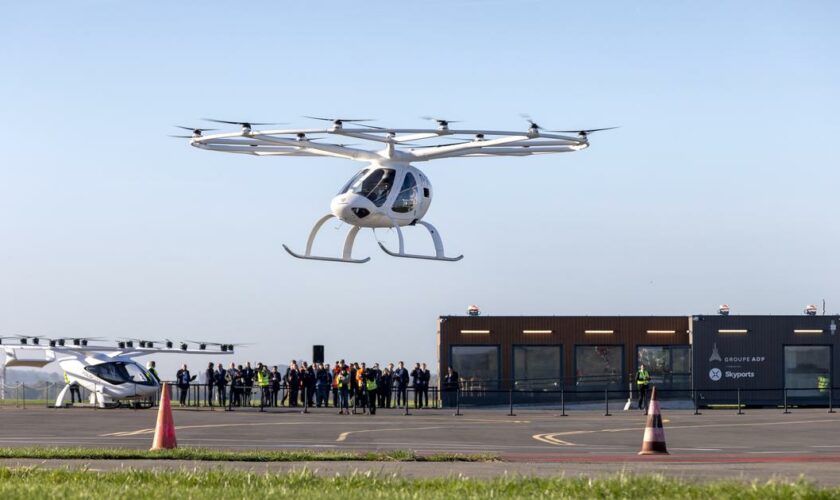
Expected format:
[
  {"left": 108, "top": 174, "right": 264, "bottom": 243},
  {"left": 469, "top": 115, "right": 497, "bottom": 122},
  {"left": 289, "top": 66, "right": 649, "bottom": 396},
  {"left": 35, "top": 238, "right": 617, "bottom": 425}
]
[
  {"left": 204, "top": 362, "right": 215, "bottom": 407},
  {"left": 175, "top": 364, "right": 196, "bottom": 407},
  {"left": 411, "top": 363, "right": 423, "bottom": 409},
  {"left": 242, "top": 362, "right": 254, "bottom": 407},
  {"left": 225, "top": 362, "right": 238, "bottom": 407},
  {"left": 419, "top": 362, "right": 431, "bottom": 408},
  {"left": 269, "top": 365, "right": 282, "bottom": 407},
  {"left": 214, "top": 363, "right": 227, "bottom": 407},
  {"left": 378, "top": 367, "right": 392, "bottom": 408},
  {"left": 285, "top": 361, "right": 299, "bottom": 407},
  {"left": 393, "top": 361, "right": 409, "bottom": 408},
  {"left": 443, "top": 366, "right": 460, "bottom": 407}
]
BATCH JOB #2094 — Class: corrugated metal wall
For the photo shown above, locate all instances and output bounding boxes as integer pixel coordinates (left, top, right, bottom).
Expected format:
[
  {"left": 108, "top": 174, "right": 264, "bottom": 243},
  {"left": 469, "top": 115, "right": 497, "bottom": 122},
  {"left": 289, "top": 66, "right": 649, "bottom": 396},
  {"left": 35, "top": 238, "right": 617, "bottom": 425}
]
[
  {"left": 438, "top": 316, "right": 690, "bottom": 389},
  {"left": 692, "top": 315, "right": 840, "bottom": 404}
]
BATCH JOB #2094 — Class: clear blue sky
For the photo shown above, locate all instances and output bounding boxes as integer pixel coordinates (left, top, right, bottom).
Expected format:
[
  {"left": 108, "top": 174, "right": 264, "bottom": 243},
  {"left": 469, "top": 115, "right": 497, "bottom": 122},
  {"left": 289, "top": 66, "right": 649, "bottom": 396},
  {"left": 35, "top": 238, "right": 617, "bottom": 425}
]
[{"left": 1, "top": 1, "right": 838, "bottom": 377}]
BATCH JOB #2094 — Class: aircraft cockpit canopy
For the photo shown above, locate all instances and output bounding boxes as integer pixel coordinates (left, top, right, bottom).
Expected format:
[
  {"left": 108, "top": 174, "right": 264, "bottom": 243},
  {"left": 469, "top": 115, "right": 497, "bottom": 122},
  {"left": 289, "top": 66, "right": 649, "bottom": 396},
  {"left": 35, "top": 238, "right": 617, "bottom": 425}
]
[
  {"left": 338, "top": 168, "right": 396, "bottom": 207},
  {"left": 84, "top": 361, "right": 156, "bottom": 386}
]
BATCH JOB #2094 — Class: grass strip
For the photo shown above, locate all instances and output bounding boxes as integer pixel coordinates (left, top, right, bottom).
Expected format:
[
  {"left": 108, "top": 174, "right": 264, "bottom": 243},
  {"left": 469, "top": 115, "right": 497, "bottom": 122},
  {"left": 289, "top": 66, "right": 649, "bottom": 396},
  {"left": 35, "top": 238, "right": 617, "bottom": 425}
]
[
  {"left": 0, "top": 468, "right": 836, "bottom": 499},
  {"left": 0, "top": 447, "right": 496, "bottom": 463}
]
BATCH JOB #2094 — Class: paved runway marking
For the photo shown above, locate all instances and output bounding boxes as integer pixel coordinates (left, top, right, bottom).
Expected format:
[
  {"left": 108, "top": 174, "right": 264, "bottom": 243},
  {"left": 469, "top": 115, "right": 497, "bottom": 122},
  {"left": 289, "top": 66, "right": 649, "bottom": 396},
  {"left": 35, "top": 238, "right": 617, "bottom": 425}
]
[
  {"left": 532, "top": 433, "right": 577, "bottom": 446},
  {"left": 531, "top": 418, "right": 840, "bottom": 448},
  {"left": 336, "top": 426, "right": 445, "bottom": 442},
  {"left": 101, "top": 421, "right": 398, "bottom": 437},
  {"left": 100, "top": 416, "right": 529, "bottom": 437}
]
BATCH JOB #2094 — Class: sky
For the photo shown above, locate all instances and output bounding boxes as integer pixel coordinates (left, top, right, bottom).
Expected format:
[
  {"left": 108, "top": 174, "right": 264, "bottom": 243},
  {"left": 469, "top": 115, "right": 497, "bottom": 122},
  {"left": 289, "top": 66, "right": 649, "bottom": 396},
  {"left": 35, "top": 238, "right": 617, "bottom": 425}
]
[{"left": 1, "top": 1, "right": 838, "bottom": 377}]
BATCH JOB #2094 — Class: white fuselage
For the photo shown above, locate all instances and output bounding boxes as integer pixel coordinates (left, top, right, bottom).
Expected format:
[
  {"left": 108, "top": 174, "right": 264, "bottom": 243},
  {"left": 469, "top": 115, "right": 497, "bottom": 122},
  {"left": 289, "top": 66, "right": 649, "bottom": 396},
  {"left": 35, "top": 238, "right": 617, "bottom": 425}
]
[
  {"left": 330, "top": 163, "right": 432, "bottom": 228},
  {"left": 58, "top": 355, "right": 158, "bottom": 404}
]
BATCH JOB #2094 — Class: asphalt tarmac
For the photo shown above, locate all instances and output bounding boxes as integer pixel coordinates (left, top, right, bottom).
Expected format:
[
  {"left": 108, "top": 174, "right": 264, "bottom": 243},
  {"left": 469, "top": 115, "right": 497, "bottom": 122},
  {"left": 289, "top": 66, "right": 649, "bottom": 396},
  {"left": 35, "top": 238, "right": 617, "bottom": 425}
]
[{"left": 2, "top": 405, "right": 840, "bottom": 484}]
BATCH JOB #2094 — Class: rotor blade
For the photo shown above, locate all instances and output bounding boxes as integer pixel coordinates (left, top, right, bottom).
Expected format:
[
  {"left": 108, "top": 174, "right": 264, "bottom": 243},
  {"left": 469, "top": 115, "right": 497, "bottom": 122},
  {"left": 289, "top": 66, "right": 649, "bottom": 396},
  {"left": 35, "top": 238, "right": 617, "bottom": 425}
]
[
  {"left": 203, "top": 119, "right": 283, "bottom": 126},
  {"left": 168, "top": 135, "right": 195, "bottom": 138},
  {"left": 175, "top": 126, "right": 217, "bottom": 132},
  {"left": 354, "top": 123, "right": 388, "bottom": 130},
  {"left": 549, "top": 127, "right": 619, "bottom": 134},
  {"left": 303, "top": 116, "right": 374, "bottom": 122},
  {"left": 420, "top": 116, "right": 462, "bottom": 124}
]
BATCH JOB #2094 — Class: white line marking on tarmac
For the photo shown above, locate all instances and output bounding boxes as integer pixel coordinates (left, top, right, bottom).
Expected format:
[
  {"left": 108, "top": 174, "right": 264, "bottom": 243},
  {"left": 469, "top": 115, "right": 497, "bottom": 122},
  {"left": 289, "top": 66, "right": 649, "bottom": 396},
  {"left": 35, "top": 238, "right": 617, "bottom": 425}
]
[
  {"left": 812, "top": 445, "right": 840, "bottom": 448},
  {"left": 670, "top": 448, "right": 723, "bottom": 451},
  {"left": 336, "top": 426, "right": 445, "bottom": 442},
  {"left": 531, "top": 417, "right": 840, "bottom": 448}
]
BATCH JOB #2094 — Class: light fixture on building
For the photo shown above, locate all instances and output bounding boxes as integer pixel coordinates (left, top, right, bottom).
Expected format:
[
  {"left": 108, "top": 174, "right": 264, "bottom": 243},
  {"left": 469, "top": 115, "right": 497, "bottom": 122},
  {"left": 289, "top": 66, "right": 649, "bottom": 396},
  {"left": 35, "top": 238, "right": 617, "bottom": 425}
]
[
  {"left": 585, "top": 330, "right": 614, "bottom": 334},
  {"left": 646, "top": 330, "right": 676, "bottom": 334},
  {"left": 523, "top": 330, "right": 552, "bottom": 334},
  {"left": 460, "top": 330, "right": 490, "bottom": 334},
  {"left": 794, "top": 329, "right": 823, "bottom": 335},
  {"left": 718, "top": 329, "right": 748, "bottom": 334}
]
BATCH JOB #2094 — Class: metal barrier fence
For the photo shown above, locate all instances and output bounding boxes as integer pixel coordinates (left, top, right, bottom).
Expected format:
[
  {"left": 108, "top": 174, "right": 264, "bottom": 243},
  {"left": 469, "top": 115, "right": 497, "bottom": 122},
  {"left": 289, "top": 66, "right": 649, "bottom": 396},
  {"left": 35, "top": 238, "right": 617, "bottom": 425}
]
[{"left": 1, "top": 381, "right": 836, "bottom": 414}]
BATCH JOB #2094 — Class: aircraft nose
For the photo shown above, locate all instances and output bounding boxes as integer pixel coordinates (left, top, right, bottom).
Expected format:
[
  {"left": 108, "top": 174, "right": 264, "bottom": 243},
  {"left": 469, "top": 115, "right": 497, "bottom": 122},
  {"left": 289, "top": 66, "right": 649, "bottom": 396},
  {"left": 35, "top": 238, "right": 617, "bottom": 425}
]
[{"left": 330, "top": 194, "right": 372, "bottom": 223}]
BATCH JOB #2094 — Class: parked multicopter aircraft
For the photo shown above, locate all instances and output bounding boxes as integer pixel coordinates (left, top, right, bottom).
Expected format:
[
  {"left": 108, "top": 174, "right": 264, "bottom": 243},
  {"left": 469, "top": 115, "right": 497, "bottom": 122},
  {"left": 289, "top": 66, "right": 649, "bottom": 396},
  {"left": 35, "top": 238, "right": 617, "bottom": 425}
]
[
  {"left": 176, "top": 116, "right": 614, "bottom": 263},
  {"left": 0, "top": 336, "right": 235, "bottom": 408}
]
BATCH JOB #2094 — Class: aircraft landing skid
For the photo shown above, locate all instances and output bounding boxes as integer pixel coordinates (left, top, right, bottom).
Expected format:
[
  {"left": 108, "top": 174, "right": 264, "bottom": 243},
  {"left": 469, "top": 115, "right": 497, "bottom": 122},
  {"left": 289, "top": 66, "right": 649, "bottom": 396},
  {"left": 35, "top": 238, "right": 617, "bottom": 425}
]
[
  {"left": 377, "top": 220, "right": 463, "bottom": 262},
  {"left": 283, "top": 215, "right": 462, "bottom": 263},
  {"left": 283, "top": 214, "right": 371, "bottom": 264}
]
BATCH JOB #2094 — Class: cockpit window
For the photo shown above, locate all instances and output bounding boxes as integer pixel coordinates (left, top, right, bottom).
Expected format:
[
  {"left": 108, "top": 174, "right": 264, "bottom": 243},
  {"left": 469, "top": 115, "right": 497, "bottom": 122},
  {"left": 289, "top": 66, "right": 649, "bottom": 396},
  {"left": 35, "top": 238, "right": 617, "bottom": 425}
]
[
  {"left": 347, "top": 168, "right": 396, "bottom": 207},
  {"left": 392, "top": 172, "right": 418, "bottom": 213},
  {"left": 337, "top": 168, "right": 369, "bottom": 195},
  {"left": 85, "top": 361, "right": 155, "bottom": 386}
]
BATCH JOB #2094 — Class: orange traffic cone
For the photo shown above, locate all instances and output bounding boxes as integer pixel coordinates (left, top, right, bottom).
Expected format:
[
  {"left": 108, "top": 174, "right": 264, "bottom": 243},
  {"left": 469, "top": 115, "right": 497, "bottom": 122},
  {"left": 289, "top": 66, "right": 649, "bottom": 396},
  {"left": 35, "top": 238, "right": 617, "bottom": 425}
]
[
  {"left": 638, "top": 386, "right": 668, "bottom": 455},
  {"left": 150, "top": 383, "right": 177, "bottom": 450}
]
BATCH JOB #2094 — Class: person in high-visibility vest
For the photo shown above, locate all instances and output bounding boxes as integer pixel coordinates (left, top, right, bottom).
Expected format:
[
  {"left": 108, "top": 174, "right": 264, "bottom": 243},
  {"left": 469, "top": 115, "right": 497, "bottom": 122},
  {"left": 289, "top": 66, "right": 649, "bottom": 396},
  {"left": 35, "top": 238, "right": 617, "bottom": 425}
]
[
  {"left": 636, "top": 364, "right": 651, "bottom": 410},
  {"left": 256, "top": 363, "right": 270, "bottom": 408},
  {"left": 146, "top": 361, "right": 160, "bottom": 383},
  {"left": 364, "top": 367, "right": 378, "bottom": 415},
  {"left": 64, "top": 372, "right": 82, "bottom": 404},
  {"left": 818, "top": 375, "right": 830, "bottom": 394}
]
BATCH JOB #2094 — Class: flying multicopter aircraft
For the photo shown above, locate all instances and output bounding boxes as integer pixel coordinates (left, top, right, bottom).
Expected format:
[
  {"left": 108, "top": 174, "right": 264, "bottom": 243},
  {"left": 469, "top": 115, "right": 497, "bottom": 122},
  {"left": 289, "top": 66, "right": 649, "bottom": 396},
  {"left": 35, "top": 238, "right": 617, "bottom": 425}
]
[
  {"left": 0, "top": 336, "right": 235, "bottom": 408},
  {"left": 176, "top": 116, "right": 615, "bottom": 263}
]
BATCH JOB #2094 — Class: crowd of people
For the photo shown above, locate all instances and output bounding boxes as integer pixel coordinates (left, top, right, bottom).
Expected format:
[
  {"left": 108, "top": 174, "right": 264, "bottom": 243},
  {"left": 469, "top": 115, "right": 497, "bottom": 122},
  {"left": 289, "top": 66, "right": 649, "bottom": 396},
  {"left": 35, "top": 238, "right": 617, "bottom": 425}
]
[{"left": 165, "top": 359, "right": 460, "bottom": 413}]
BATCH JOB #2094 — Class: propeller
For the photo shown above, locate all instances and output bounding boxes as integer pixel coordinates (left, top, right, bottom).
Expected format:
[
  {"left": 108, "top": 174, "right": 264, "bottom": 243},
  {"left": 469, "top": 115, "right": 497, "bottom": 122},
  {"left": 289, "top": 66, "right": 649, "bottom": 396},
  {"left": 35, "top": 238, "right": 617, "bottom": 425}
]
[
  {"left": 203, "top": 119, "right": 285, "bottom": 129},
  {"left": 173, "top": 125, "right": 217, "bottom": 137},
  {"left": 548, "top": 127, "right": 619, "bottom": 137},
  {"left": 304, "top": 116, "right": 374, "bottom": 127},
  {"left": 421, "top": 116, "right": 462, "bottom": 129},
  {"left": 520, "top": 113, "right": 545, "bottom": 132}
]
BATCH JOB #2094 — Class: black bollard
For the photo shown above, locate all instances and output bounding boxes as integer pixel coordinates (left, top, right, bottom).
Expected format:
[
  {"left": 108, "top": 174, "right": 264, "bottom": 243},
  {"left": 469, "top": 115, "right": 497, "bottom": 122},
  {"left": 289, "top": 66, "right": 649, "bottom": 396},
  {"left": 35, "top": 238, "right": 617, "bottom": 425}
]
[
  {"left": 454, "top": 388, "right": 462, "bottom": 416},
  {"left": 560, "top": 387, "right": 567, "bottom": 417},
  {"left": 693, "top": 389, "right": 701, "bottom": 415},
  {"left": 783, "top": 388, "right": 790, "bottom": 414},
  {"left": 737, "top": 388, "right": 743, "bottom": 415},
  {"left": 508, "top": 388, "right": 516, "bottom": 417},
  {"left": 604, "top": 387, "right": 611, "bottom": 416}
]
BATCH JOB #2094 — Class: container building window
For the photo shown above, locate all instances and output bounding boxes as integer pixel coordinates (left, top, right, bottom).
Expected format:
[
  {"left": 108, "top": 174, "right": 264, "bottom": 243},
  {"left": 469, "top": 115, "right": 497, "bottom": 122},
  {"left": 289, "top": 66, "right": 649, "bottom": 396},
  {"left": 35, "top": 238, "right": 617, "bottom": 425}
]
[
  {"left": 636, "top": 346, "right": 691, "bottom": 391},
  {"left": 784, "top": 346, "right": 831, "bottom": 398},
  {"left": 513, "top": 345, "right": 562, "bottom": 390},
  {"left": 575, "top": 345, "right": 623, "bottom": 390},
  {"left": 450, "top": 346, "right": 500, "bottom": 391}
]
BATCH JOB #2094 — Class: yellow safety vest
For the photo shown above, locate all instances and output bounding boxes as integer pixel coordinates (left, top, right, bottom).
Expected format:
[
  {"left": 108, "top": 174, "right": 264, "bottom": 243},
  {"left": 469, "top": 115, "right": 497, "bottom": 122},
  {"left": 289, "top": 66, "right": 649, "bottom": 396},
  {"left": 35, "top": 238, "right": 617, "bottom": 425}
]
[
  {"left": 366, "top": 379, "right": 378, "bottom": 392},
  {"left": 64, "top": 372, "right": 70, "bottom": 384},
  {"left": 637, "top": 370, "right": 650, "bottom": 386},
  {"left": 818, "top": 376, "right": 829, "bottom": 393},
  {"left": 257, "top": 370, "right": 269, "bottom": 387}
]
